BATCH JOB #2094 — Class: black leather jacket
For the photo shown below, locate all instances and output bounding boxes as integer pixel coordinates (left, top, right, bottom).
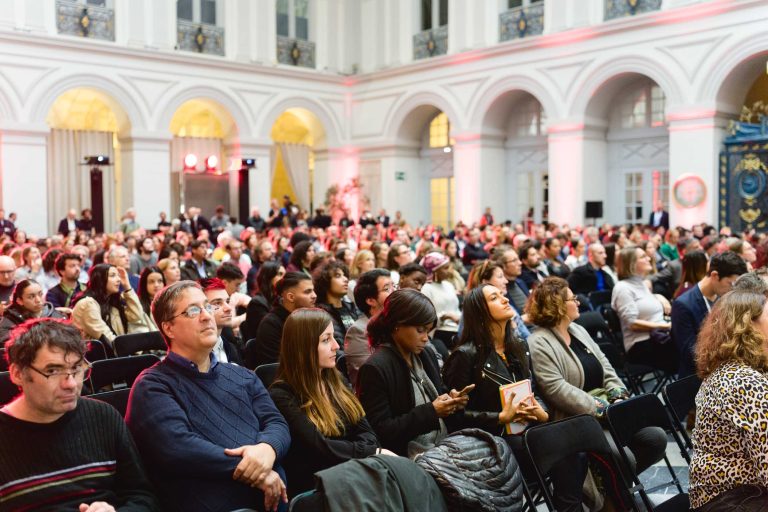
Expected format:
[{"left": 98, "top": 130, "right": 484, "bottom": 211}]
[{"left": 442, "top": 341, "right": 547, "bottom": 435}]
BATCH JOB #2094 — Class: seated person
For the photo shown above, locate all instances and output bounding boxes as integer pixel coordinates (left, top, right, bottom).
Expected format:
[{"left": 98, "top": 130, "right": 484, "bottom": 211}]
[
  {"left": 689, "top": 290, "right": 768, "bottom": 511},
  {"left": 270, "top": 308, "right": 393, "bottom": 498},
  {"left": 249, "top": 272, "right": 316, "bottom": 369},
  {"left": 567, "top": 243, "right": 615, "bottom": 296},
  {"left": 126, "top": 281, "right": 290, "bottom": 512},
  {"left": 357, "top": 289, "right": 469, "bottom": 457},
  {"left": 46, "top": 252, "right": 86, "bottom": 309},
  {"left": 0, "top": 280, "right": 66, "bottom": 343},
  {"left": 314, "top": 261, "right": 360, "bottom": 346},
  {"left": 344, "top": 269, "right": 394, "bottom": 388},
  {"left": 240, "top": 262, "right": 285, "bottom": 342},
  {"left": 200, "top": 278, "right": 244, "bottom": 365},
  {"left": 397, "top": 262, "right": 427, "bottom": 292},
  {"left": 527, "top": 278, "right": 666, "bottom": 481},
  {"left": 0, "top": 318, "right": 159, "bottom": 511}
]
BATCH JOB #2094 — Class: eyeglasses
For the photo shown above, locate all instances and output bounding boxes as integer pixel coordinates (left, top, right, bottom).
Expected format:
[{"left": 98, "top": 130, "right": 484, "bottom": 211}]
[
  {"left": 169, "top": 303, "right": 216, "bottom": 320},
  {"left": 27, "top": 361, "right": 92, "bottom": 382},
  {"left": 0, "top": 269, "right": 14, "bottom": 275},
  {"left": 566, "top": 297, "right": 580, "bottom": 304}
]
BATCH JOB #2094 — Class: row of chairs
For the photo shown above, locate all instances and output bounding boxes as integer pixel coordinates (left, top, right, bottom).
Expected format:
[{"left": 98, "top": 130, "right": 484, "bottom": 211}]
[{"left": 254, "top": 353, "right": 349, "bottom": 389}]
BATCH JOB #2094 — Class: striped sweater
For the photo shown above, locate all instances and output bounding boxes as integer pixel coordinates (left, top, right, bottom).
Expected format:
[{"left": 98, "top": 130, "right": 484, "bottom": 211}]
[{"left": 0, "top": 398, "right": 159, "bottom": 511}]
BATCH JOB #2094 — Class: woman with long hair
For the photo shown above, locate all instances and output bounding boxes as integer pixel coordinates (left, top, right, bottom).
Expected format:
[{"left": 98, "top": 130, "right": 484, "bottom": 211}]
[
  {"left": 674, "top": 249, "right": 708, "bottom": 298},
  {"left": 690, "top": 290, "right": 768, "bottom": 510},
  {"left": 371, "top": 241, "right": 389, "bottom": 269},
  {"left": 71, "top": 263, "right": 147, "bottom": 346},
  {"left": 138, "top": 266, "right": 165, "bottom": 330},
  {"left": 286, "top": 240, "right": 315, "bottom": 277},
  {"left": 358, "top": 289, "right": 468, "bottom": 457},
  {"left": 725, "top": 236, "right": 757, "bottom": 272},
  {"left": 0, "top": 279, "right": 65, "bottom": 342},
  {"left": 347, "top": 249, "right": 376, "bottom": 302},
  {"left": 240, "top": 261, "right": 285, "bottom": 342},
  {"left": 270, "top": 308, "right": 388, "bottom": 498},
  {"left": 444, "top": 283, "right": 593, "bottom": 512},
  {"left": 465, "top": 260, "right": 529, "bottom": 340}
]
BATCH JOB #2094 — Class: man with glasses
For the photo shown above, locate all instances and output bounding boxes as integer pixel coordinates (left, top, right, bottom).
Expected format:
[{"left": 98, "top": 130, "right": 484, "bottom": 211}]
[
  {"left": 0, "top": 318, "right": 159, "bottom": 511},
  {"left": 126, "top": 281, "right": 290, "bottom": 512},
  {"left": 344, "top": 269, "right": 394, "bottom": 387},
  {"left": 200, "top": 277, "right": 244, "bottom": 365},
  {"left": 0, "top": 255, "right": 17, "bottom": 308}
]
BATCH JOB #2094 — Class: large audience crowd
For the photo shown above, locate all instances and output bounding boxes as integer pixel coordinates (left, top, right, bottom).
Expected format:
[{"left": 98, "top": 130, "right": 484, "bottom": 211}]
[{"left": 1, "top": 199, "right": 768, "bottom": 511}]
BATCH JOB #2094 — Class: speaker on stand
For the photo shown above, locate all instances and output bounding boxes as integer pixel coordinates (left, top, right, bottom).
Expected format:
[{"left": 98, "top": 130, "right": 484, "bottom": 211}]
[{"left": 585, "top": 201, "right": 603, "bottom": 226}]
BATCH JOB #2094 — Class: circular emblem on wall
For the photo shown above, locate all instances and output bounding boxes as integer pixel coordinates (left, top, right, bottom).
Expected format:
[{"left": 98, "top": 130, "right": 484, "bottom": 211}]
[
  {"left": 735, "top": 154, "right": 767, "bottom": 200},
  {"left": 673, "top": 174, "right": 706, "bottom": 209}
]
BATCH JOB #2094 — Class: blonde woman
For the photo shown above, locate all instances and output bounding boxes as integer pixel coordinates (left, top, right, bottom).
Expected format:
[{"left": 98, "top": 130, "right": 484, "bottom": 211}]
[{"left": 347, "top": 249, "right": 375, "bottom": 302}]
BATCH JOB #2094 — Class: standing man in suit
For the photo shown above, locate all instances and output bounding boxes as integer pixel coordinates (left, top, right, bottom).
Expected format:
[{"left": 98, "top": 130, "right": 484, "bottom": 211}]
[
  {"left": 189, "top": 207, "right": 212, "bottom": 238},
  {"left": 0, "top": 208, "right": 15, "bottom": 237},
  {"left": 671, "top": 251, "right": 746, "bottom": 377},
  {"left": 57, "top": 209, "right": 78, "bottom": 237},
  {"left": 648, "top": 202, "right": 669, "bottom": 232}
]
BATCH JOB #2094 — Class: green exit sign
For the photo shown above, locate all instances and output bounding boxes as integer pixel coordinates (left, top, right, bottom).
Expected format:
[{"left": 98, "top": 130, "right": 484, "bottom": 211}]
[{"left": 395, "top": 171, "right": 406, "bottom": 181}]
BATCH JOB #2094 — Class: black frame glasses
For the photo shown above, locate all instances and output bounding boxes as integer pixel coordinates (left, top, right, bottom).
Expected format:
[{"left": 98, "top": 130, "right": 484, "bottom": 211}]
[{"left": 27, "top": 361, "right": 92, "bottom": 382}]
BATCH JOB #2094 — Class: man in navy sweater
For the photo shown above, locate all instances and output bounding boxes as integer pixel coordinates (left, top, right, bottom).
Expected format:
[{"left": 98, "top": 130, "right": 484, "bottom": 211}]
[{"left": 126, "top": 281, "right": 290, "bottom": 512}]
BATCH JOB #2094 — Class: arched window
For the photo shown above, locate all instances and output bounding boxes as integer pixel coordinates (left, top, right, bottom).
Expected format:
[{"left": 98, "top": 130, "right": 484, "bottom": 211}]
[
  {"left": 618, "top": 82, "right": 666, "bottom": 129},
  {"left": 429, "top": 113, "right": 453, "bottom": 148}
]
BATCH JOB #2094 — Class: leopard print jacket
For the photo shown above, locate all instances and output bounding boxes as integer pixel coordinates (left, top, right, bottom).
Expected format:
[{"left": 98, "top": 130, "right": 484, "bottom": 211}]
[{"left": 689, "top": 360, "right": 768, "bottom": 508}]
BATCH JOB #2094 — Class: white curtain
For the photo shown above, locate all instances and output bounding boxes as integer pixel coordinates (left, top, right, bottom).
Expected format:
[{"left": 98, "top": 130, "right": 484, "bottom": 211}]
[
  {"left": 47, "top": 129, "right": 115, "bottom": 234},
  {"left": 278, "top": 143, "right": 310, "bottom": 211}
]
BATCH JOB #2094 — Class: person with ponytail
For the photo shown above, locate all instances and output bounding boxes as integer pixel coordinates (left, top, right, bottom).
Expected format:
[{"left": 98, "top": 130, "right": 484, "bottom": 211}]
[
  {"left": 269, "top": 308, "right": 389, "bottom": 498},
  {"left": 71, "top": 263, "right": 147, "bottom": 346}
]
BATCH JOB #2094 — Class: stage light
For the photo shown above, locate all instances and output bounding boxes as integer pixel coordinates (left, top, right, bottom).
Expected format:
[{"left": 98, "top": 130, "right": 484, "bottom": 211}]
[
  {"left": 206, "top": 155, "right": 219, "bottom": 171},
  {"left": 443, "top": 146, "right": 452, "bottom": 153},
  {"left": 184, "top": 153, "right": 198, "bottom": 170},
  {"left": 242, "top": 158, "right": 256, "bottom": 168}
]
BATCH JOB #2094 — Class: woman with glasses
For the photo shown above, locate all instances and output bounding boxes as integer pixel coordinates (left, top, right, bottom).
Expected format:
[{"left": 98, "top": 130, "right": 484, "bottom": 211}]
[
  {"left": 71, "top": 264, "right": 148, "bottom": 348},
  {"left": 269, "top": 308, "right": 390, "bottom": 498},
  {"left": 611, "top": 246, "right": 678, "bottom": 373},
  {"left": 358, "top": 289, "right": 468, "bottom": 457},
  {"left": 0, "top": 279, "right": 66, "bottom": 343}
]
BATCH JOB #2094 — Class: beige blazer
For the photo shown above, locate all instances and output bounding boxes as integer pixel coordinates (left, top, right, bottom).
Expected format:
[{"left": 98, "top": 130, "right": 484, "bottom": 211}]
[
  {"left": 528, "top": 322, "right": 624, "bottom": 421},
  {"left": 72, "top": 289, "right": 148, "bottom": 344}
]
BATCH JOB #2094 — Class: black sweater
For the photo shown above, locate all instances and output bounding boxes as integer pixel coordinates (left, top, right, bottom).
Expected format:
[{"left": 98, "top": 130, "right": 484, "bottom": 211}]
[
  {"left": 269, "top": 381, "right": 378, "bottom": 498},
  {"left": 357, "top": 343, "right": 450, "bottom": 456},
  {"left": 0, "top": 398, "right": 159, "bottom": 511}
]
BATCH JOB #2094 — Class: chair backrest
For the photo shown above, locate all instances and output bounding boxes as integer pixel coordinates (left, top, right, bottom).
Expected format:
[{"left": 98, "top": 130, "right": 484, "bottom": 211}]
[
  {"left": 335, "top": 353, "right": 349, "bottom": 381},
  {"left": 89, "top": 389, "right": 131, "bottom": 417},
  {"left": 0, "top": 371, "right": 18, "bottom": 406},
  {"left": 663, "top": 375, "right": 702, "bottom": 423},
  {"left": 524, "top": 415, "right": 636, "bottom": 511},
  {"left": 588, "top": 290, "right": 612, "bottom": 308},
  {"left": 605, "top": 393, "right": 675, "bottom": 447},
  {"left": 89, "top": 354, "right": 160, "bottom": 393},
  {"left": 289, "top": 490, "right": 322, "bottom": 512},
  {"left": 575, "top": 293, "right": 592, "bottom": 312},
  {"left": 255, "top": 363, "right": 279, "bottom": 388},
  {"left": 113, "top": 331, "right": 166, "bottom": 357},
  {"left": 573, "top": 311, "right": 615, "bottom": 344},
  {"left": 244, "top": 338, "right": 259, "bottom": 370},
  {"left": 601, "top": 306, "right": 623, "bottom": 342},
  {"left": 85, "top": 339, "right": 109, "bottom": 362},
  {"left": 0, "top": 348, "right": 7, "bottom": 372}
]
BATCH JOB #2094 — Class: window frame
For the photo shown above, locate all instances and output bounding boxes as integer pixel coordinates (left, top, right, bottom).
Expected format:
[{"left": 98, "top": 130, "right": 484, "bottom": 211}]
[
  {"left": 421, "top": 0, "right": 448, "bottom": 32},
  {"left": 177, "top": 0, "right": 222, "bottom": 27},
  {"left": 277, "top": 0, "right": 311, "bottom": 41}
]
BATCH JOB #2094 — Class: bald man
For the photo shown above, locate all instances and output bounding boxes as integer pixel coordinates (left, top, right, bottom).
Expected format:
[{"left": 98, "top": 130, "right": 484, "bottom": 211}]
[
  {"left": 0, "top": 255, "right": 17, "bottom": 315},
  {"left": 567, "top": 243, "right": 615, "bottom": 296},
  {"left": 58, "top": 209, "right": 78, "bottom": 237}
]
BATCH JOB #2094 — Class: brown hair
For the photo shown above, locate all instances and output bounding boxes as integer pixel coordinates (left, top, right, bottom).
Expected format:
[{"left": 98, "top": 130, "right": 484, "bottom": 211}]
[
  {"left": 526, "top": 276, "right": 569, "bottom": 328},
  {"left": 695, "top": 290, "right": 768, "bottom": 378},
  {"left": 274, "top": 309, "right": 365, "bottom": 437},
  {"left": 617, "top": 245, "right": 643, "bottom": 280},
  {"left": 466, "top": 260, "right": 503, "bottom": 291},
  {"left": 5, "top": 318, "right": 87, "bottom": 370}
]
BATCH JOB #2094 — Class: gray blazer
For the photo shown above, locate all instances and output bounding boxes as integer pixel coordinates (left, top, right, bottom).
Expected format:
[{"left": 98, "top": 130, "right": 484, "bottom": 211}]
[{"left": 529, "top": 323, "right": 624, "bottom": 421}]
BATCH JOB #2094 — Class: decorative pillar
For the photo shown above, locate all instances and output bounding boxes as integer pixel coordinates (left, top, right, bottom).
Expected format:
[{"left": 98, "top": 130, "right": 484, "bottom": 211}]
[
  {"left": 667, "top": 109, "right": 729, "bottom": 227},
  {"left": 452, "top": 133, "right": 507, "bottom": 225},
  {"left": 547, "top": 122, "right": 608, "bottom": 225},
  {"left": 119, "top": 132, "right": 172, "bottom": 230},
  {"left": 0, "top": 125, "right": 49, "bottom": 236}
]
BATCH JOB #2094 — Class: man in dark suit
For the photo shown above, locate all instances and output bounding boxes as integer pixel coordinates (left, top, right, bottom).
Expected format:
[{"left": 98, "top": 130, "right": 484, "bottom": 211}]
[
  {"left": 568, "top": 243, "right": 615, "bottom": 296},
  {"left": 189, "top": 207, "right": 212, "bottom": 238},
  {"left": 671, "top": 251, "right": 746, "bottom": 377},
  {"left": 57, "top": 209, "right": 78, "bottom": 237},
  {"left": 377, "top": 209, "right": 390, "bottom": 228},
  {"left": 518, "top": 242, "right": 546, "bottom": 290},
  {"left": 180, "top": 240, "right": 218, "bottom": 281},
  {"left": 0, "top": 208, "right": 15, "bottom": 237},
  {"left": 648, "top": 202, "right": 669, "bottom": 232}
]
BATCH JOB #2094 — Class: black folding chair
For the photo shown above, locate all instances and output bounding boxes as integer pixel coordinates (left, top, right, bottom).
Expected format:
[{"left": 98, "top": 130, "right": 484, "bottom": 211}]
[
  {"left": 243, "top": 338, "right": 259, "bottom": 370},
  {"left": 524, "top": 414, "right": 637, "bottom": 511},
  {"left": 113, "top": 332, "right": 166, "bottom": 357},
  {"left": 335, "top": 353, "right": 349, "bottom": 381},
  {"left": 89, "top": 388, "right": 131, "bottom": 417},
  {"left": 575, "top": 293, "right": 592, "bottom": 312},
  {"left": 85, "top": 339, "right": 109, "bottom": 362},
  {"left": 605, "top": 394, "right": 690, "bottom": 511},
  {"left": 89, "top": 354, "right": 160, "bottom": 393},
  {"left": 255, "top": 363, "right": 279, "bottom": 388},
  {"left": 662, "top": 374, "right": 701, "bottom": 454},
  {"left": 289, "top": 490, "right": 323, "bottom": 511},
  {"left": 588, "top": 290, "right": 612, "bottom": 309},
  {"left": 0, "top": 348, "right": 7, "bottom": 372},
  {"left": 0, "top": 371, "right": 18, "bottom": 406}
]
